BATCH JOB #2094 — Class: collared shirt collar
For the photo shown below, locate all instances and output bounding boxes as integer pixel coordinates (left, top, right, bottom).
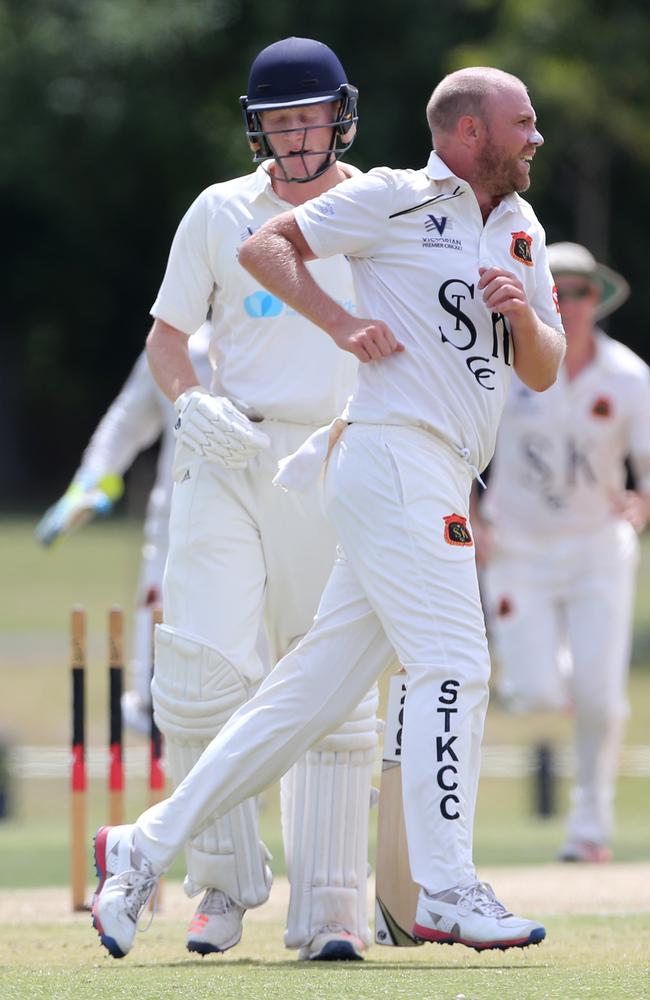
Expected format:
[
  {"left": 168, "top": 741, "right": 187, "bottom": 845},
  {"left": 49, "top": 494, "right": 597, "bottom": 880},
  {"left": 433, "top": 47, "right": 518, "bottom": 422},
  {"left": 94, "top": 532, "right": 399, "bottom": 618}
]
[
  {"left": 425, "top": 150, "right": 459, "bottom": 182},
  {"left": 425, "top": 149, "right": 521, "bottom": 215},
  {"left": 252, "top": 161, "right": 283, "bottom": 204}
]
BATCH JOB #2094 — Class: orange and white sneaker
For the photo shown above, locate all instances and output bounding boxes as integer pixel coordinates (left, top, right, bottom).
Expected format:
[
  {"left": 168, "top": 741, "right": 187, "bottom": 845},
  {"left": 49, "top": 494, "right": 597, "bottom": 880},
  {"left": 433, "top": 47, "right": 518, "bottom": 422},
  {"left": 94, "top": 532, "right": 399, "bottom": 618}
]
[
  {"left": 413, "top": 881, "right": 546, "bottom": 952},
  {"left": 298, "top": 923, "right": 365, "bottom": 961},
  {"left": 186, "top": 889, "right": 245, "bottom": 955},
  {"left": 558, "top": 841, "right": 613, "bottom": 863}
]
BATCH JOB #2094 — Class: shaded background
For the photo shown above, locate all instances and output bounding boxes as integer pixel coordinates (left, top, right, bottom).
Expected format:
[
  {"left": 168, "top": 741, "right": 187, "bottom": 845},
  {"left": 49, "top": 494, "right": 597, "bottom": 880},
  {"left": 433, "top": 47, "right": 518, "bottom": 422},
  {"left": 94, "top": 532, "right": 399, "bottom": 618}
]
[{"left": 2, "top": 0, "right": 649, "bottom": 507}]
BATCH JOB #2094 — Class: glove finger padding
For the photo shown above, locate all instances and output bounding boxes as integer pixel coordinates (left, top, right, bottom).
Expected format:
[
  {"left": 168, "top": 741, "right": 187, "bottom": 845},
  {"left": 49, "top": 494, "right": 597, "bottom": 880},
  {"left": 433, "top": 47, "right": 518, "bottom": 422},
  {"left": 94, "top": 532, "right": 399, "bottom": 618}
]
[{"left": 174, "top": 389, "right": 270, "bottom": 469}]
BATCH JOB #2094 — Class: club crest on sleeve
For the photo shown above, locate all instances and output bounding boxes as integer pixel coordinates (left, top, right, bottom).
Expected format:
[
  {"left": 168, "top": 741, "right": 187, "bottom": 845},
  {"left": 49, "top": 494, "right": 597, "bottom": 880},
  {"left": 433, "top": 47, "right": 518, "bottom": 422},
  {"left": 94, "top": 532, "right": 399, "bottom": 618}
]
[
  {"left": 443, "top": 513, "right": 473, "bottom": 546},
  {"left": 497, "top": 595, "right": 513, "bottom": 617},
  {"left": 509, "top": 230, "right": 533, "bottom": 267},
  {"left": 591, "top": 395, "right": 613, "bottom": 418}
]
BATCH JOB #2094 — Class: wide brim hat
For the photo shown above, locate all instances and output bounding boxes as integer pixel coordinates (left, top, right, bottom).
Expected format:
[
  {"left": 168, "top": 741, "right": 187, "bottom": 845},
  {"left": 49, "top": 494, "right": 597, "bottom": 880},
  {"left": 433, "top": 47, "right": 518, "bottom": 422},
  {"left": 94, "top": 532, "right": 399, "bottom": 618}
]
[{"left": 547, "top": 242, "right": 630, "bottom": 320}]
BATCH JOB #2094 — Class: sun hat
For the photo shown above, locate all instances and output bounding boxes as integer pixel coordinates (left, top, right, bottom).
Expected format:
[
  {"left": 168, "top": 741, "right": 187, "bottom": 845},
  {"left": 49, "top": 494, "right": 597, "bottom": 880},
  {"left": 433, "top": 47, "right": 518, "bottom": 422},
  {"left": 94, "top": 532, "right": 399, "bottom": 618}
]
[{"left": 547, "top": 242, "right": 630, "bottom": 320}]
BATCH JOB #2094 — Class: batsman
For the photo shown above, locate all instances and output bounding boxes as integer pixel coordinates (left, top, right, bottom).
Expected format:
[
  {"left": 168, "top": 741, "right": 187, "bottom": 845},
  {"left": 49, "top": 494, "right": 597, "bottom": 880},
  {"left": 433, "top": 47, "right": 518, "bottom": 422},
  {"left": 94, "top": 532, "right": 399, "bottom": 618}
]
[{"left": 142, "top": 37, "right": 390, "bottom": 960}]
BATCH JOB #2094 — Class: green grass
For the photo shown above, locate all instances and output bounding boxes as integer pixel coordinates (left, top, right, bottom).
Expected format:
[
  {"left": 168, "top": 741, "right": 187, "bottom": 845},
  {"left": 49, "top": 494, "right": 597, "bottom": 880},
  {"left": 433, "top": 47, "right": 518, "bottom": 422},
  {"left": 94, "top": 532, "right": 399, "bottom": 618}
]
[
  {"left": 1, "top": 515, "right": 649, "bottom": 885},
  {"left": 2, "top": 912, "right": 650, "bottom": 1000},
  {"left": 1, "top": 516, "right": 650, "bottom": 999}
]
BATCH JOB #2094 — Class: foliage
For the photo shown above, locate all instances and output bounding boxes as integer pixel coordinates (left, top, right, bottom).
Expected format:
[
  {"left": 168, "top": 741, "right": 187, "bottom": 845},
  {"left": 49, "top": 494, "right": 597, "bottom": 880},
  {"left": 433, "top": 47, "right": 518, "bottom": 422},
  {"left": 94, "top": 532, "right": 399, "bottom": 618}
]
[{"left": 2, "top": 1, "right": 649, "bottom": 503}]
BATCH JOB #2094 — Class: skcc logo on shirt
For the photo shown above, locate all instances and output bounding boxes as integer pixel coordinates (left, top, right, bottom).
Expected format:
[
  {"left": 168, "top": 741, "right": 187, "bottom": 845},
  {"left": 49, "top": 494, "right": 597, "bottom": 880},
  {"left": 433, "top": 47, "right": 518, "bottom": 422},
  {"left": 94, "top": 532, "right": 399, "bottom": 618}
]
[{"left": 243, "top": 291, "right": 284, "bottom": 318}]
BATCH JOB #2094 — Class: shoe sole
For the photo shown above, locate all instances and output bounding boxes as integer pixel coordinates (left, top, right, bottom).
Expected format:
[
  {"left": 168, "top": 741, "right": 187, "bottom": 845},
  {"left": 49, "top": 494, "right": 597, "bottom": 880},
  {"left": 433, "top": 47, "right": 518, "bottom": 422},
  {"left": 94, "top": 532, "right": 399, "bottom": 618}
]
[
  {"left": 412, "top": 924, "right": 546, "bottom": 952},
  {"left": 307, "top": 941, "right": 364, "bottom": 961},
  {"left": 186, "top": 929, "right": 243, "bottom": 956},
  {"left": 91, "top": 826, "right": 126, "bottom": 959}
]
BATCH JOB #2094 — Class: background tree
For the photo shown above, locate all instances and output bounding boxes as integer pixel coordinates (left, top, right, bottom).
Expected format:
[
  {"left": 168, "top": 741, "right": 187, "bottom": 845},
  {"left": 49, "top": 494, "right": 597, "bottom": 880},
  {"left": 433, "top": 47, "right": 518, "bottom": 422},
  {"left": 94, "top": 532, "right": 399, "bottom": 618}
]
[{"left": 2, "top": 0, "right": 648, "bottom": 505}]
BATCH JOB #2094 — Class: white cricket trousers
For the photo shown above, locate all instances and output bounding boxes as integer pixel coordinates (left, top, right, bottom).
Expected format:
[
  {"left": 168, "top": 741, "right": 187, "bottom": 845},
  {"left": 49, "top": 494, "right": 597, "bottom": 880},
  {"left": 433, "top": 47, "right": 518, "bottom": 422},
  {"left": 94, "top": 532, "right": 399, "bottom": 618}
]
[
  {"left": 483, "top": 520, "right": 639, "bottom": 844},
  {"left": 137, "top": 424, "right": 492, "bottom": 894}
]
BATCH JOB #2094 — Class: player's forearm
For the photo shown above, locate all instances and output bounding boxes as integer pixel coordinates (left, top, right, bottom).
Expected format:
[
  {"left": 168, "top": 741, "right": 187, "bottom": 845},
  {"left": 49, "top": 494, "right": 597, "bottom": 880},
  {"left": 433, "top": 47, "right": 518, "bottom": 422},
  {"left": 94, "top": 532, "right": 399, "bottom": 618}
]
[
  {"left": 146, "top": 318, "right": 201, "bottom": 403},
  {"left": 239, "top": 217, "right": 352, "bottom": 343},
  {"left": 512, "top": 314, "right": 565, "bottom": 391},
  {"left": 81, "top": 358, "right": 163, "bottom": 477}
]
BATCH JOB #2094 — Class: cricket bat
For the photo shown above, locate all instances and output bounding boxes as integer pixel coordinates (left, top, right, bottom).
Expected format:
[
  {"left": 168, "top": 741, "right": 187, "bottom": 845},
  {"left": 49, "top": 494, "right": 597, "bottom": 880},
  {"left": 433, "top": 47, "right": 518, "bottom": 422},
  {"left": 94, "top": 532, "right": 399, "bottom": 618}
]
[{"left": 375, "top": 670, "right": 422, "bottom": 947}]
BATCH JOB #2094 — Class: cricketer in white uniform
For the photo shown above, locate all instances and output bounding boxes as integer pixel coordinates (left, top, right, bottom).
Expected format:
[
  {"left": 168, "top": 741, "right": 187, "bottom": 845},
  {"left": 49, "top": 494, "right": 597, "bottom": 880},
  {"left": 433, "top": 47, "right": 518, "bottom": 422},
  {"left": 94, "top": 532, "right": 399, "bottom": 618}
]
[
  {"left": 35, "top": 325, "right": 212, "bottom": 732},
  {"left": 479, "top": 242, "right": 650, "bottom": 862},
  {"left": 141, "top": 38, "right": 385, "bottom": 961},
  {"left": 91, "top": 68, "right": 566, "bottom": 959}
]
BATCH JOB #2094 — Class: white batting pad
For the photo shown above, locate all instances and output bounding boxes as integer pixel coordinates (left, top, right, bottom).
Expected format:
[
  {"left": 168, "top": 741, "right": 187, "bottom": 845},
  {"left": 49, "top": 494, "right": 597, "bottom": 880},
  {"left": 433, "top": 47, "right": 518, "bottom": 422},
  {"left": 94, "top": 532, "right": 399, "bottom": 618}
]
[
  {"left": 152, "top": 625, "right": 271, "bottom": 907},
  {"left": 152, "top": 624, "right": 254, "bottom": 738},
  {"left": 282, "top": 684, "right": 379, "bottom": 947}
]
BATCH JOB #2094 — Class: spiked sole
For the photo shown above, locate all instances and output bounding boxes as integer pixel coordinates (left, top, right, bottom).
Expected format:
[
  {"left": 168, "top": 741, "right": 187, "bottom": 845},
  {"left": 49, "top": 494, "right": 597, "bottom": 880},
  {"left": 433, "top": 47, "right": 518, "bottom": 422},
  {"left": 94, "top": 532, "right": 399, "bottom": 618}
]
[
  {"left": 309, "top": 940, "right": 364, "bottom": 961},
  {"left": 186, "top": 930, "right": 242, "bottom": 956},
  {"left": 412, "top": 923, "right": 546, "bottom": 952}
]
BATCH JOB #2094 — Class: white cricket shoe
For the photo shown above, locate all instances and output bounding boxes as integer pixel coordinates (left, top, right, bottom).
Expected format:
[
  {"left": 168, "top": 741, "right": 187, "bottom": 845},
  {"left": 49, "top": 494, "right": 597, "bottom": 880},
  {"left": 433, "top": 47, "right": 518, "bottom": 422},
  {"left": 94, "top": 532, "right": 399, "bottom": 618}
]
[
  {"left": 92, "top": 824, "right": 160, "bottom": 958},
  {"left": 413, "top": 881, "right": 546, "bottom": 952},
  {"left": 558, "top": 841, "right": 613, "bottom": 863},
  {"left": 298, "top": 923, "right": 365, "bottom": 961},
  {"left": 186, "top": 889, "right": 245, "bottom": 955}
]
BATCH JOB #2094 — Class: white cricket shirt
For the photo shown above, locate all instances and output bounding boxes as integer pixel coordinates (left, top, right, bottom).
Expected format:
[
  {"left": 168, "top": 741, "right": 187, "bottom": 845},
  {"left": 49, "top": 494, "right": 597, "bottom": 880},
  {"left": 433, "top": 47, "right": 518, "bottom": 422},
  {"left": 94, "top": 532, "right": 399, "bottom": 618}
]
[
  {"left": 482, "top": 331, "right": 650, "bottom": 536},
  {"left": 294, "top": 151, "right": 563, "bottom": 472},
  {"left": 151, "top": 164, "right": 358, "bottom": 424}
]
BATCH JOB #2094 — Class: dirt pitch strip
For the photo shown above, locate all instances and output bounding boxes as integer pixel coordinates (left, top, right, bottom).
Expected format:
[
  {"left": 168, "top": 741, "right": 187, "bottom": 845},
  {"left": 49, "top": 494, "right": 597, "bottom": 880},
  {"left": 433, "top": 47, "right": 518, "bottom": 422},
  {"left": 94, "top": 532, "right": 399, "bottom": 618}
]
[{"left": 3, "top": 862, "right": 649, "bottom": 925}]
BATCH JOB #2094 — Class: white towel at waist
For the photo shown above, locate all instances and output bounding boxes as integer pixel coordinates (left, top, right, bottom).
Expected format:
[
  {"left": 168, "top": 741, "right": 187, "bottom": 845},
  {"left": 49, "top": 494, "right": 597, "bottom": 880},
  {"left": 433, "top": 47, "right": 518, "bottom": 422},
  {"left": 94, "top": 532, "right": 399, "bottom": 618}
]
[{"left": 273, "top": 417, "right": 347, "bottom": 493}]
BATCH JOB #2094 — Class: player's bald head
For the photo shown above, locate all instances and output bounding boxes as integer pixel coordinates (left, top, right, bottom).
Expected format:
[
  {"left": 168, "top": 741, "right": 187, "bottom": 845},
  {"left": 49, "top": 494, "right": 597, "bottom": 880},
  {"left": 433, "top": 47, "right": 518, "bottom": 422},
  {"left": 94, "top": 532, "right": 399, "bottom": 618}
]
[{"left": 426, "top": 67, "right": 527, "bottom": 145}]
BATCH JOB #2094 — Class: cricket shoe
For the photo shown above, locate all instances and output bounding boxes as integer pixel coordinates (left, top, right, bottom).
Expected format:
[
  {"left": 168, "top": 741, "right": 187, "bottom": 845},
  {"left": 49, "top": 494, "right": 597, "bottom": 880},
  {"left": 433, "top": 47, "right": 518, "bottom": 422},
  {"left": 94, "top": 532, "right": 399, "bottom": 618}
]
[
  {"left": 558, "top": 841, "right": 613, "bottom": 863},
  {"left": 413, "top": 880, "right": 546, "bottom": 952},
  {"left": 186, "top": 889, "right": 245, "bottom": 955},
  {"left": 92, "top": 824, "right": 160, "bottom": 958},
  {"left": 298, "top": 923, "right": 365, "bottom": 961}
]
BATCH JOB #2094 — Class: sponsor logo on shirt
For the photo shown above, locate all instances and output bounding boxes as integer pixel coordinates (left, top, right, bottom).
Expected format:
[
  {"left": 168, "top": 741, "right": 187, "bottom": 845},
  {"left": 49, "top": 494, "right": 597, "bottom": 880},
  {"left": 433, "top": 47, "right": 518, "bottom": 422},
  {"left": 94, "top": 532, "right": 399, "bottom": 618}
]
[
  {"left": 425, "top": 214, "right": 449, "bottom": 235},
  {"left": 422, "top": 216, "right": 461, "bottom": 250},
  {"left": 311, "top": 195, "right": 336, "bottom": 217},
  {"left": 243, "top": 291, "right": 284, "bottom": 317},
  {"left": 243, "top": 291, "right": 356, "bottom": 318}
]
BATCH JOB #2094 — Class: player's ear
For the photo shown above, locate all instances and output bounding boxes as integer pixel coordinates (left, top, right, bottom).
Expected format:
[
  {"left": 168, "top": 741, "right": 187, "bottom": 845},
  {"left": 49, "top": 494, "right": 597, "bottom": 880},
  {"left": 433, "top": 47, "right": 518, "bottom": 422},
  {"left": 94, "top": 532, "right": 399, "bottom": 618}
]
[{"left": 458, "top": 114, "right": 481, "bottom": 147}]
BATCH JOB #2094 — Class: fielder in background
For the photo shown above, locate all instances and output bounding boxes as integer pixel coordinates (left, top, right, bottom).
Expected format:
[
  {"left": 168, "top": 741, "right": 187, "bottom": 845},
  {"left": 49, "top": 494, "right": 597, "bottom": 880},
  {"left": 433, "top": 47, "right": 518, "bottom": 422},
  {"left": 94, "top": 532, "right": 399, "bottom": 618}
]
[
  {"left": 475, "top": 242, "right": 650, "bottom": 863},
  {"left": 139, "top": 37, "right": 386, "bottom": 961},
  {"left": 35, "top": 324, "right": 212, "bottom": 734},
  {"left": 91, "top": 66, "right": 565, "bottom": 960}
]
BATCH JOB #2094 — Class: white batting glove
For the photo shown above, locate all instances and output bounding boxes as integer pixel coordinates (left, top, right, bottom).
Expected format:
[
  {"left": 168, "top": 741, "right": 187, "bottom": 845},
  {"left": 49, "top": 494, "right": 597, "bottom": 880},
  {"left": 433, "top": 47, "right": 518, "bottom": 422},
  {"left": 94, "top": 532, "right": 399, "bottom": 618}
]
[{"left": 173, "top": 388, "right": 270, "bottom": 469}]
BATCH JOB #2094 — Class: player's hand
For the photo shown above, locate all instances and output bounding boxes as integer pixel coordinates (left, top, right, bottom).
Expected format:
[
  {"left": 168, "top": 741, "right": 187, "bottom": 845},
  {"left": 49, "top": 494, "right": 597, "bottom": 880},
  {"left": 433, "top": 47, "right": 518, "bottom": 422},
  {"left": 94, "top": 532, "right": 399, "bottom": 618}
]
[
  {"left": 610, "top": 489, "right": 650, "bottom": 533},
  {"left": 173, "top": 388, "right": 270, "bottom": 469},
  {"left": 478, "top": 267, "right": 533, "bottom": 326},
  {"left": 35, "top": 472, "right": 124, "bottom": 546},
  {"left": 331, "top": 317, "right": 405, "bottom": 363}
]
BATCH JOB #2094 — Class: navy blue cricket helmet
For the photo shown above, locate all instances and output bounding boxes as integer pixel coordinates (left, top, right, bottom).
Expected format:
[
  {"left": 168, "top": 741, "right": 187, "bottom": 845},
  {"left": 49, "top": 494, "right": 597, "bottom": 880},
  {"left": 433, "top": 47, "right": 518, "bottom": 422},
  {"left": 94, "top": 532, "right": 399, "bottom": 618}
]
[{"left": 240, "top": 37, "right": 358, "bottom": 182}]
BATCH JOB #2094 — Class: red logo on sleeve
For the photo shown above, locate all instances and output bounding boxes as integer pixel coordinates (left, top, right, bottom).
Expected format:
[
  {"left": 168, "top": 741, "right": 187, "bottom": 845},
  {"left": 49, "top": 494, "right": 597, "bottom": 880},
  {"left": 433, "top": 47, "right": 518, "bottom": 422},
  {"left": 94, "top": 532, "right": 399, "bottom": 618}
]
[
  {"left": 443, "top": 514, "right": 473, "bottom": 546},
  {"left": 510, "top": 231, "right": 533, "bottom": 267},
  {"left": 591, "top": 396, "right": 613, "bottom": 418}
]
